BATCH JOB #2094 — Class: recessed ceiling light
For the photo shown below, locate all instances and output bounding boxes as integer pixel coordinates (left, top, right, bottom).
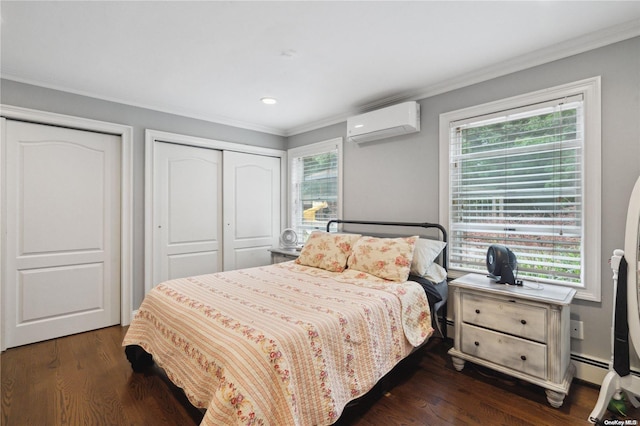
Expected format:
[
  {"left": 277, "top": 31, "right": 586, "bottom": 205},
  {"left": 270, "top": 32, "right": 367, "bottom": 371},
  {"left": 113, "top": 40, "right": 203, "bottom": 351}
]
[{"left": 261, "top": 97, "right": 277, "bottom": 105}]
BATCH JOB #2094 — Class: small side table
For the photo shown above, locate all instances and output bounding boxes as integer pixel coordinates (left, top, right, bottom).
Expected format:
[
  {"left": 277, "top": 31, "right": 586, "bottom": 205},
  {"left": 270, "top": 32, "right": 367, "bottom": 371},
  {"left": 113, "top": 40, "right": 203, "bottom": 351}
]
[
  {"left": 269, "top": 247, "right": 300, "bottom": 264},
  {"left": 447, "top": 273, "right": 576, "bottom": 408}
]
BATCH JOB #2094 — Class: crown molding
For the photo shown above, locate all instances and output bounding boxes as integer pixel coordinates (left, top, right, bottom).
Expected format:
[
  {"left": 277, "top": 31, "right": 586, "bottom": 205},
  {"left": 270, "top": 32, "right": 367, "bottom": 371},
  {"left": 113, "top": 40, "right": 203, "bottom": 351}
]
[
  {"left": 285, "top": 18, "right": 640, "bottom": 137},
  {"left": 0, "top": 74, "right": 288, "bottom": 137},
  {"left": 3, "top": 18, "right": 638, "bottom": 139}
]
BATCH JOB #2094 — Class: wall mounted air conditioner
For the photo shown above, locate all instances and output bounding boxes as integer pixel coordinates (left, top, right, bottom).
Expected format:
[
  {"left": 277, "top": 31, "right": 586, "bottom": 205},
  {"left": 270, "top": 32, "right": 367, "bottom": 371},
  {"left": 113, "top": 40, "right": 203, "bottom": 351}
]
[{"left": 347, "top": 101, "right": 420, "bottom": 144}]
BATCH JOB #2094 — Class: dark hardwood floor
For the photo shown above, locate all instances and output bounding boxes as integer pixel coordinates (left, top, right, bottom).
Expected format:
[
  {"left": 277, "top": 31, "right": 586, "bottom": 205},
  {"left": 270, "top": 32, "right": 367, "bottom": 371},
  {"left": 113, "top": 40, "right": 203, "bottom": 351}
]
[{"left": 1, "top": 325, "right": 636, "bottom": 425}]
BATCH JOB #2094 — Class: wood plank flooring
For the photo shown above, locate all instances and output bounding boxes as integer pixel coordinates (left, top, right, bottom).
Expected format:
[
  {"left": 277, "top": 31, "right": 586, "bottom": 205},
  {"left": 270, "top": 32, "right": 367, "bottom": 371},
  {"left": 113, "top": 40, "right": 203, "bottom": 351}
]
[{"left": 1, "top": 325, "right": 636, "bottom": 425}]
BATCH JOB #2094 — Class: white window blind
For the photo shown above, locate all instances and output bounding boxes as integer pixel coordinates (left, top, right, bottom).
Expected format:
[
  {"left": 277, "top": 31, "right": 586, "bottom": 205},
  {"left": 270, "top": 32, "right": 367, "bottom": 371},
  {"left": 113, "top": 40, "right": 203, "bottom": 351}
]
[
  {"left": 289, "top": 139, "right": 342, "bottom": 242},
  {"left": 449, "top": 96, "right": 584, "bottom": 285}
]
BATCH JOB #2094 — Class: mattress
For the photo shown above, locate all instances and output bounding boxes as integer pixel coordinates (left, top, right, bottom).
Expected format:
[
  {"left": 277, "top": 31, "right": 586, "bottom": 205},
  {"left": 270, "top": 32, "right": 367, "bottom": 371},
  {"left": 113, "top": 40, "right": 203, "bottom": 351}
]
[{"left": 123, "top": 262, "right": 433, "bottom": 425}]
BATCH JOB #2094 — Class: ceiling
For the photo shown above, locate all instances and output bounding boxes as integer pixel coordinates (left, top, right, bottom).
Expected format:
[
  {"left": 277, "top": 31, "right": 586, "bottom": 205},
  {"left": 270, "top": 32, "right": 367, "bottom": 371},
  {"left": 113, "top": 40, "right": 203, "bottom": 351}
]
[{"left": 2, "top": 1, "right": 640, "bottom": 136}]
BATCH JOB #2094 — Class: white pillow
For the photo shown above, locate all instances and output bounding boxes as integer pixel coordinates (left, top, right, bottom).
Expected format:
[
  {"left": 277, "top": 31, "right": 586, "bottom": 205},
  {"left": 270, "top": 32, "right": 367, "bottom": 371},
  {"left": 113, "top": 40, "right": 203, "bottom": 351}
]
[
  {"left": 423, "top": 262, "right": 448, "bottom": 283},
  {"left": 410, "top": 238, "right": 447, "bottom": 277}
]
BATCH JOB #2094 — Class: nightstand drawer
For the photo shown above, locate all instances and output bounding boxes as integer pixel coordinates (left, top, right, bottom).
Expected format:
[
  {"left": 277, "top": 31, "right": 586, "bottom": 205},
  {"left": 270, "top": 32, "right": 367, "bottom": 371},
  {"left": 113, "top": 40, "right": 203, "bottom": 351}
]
[
  {"left": 272, "top": 253, "right": 295, "bottom": 264},
  {"left": 460, "top": 323, "right": 547, "bottom": 379},
  {"left": 461, "top": 293, "right": 547, "bottom": 343},
  {"left": 269, "top": 248, "right": 300, "bottom": 264}
]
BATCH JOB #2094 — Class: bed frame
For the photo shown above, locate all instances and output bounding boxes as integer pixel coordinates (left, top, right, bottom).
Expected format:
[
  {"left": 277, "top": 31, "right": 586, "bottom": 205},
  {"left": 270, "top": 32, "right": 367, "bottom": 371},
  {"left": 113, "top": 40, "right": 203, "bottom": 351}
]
[
  {"left": 326, "top": 219, "right": 449, "bottom": 338},
  {"left": 326, "top": 219, "right": 447, "bottom": 270},
  {"left": 125, "top": 219, "right": 450, "bottom": 424}
]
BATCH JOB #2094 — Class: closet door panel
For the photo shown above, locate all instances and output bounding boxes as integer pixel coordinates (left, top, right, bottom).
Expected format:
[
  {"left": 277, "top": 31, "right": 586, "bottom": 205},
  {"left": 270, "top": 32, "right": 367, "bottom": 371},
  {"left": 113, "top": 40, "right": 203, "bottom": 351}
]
[
  {"left": 4, "top": 120, "right": 121, "bottom": 348},
  {"left": 168, "top": 251, "right": 219, "bottom": 280},
  {"left": 152, "top": 142, "right": 222, "bottom": 286},
  {"left": 223, "top": 151, "right": 280, "bottom": 271}
]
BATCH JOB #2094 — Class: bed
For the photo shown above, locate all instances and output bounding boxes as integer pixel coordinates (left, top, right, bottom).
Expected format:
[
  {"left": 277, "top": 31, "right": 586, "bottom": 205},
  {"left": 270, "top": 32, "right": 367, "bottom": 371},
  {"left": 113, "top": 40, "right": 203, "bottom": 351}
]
[{"left": 123, "top": 220, "right": 448, "bottom": 425}]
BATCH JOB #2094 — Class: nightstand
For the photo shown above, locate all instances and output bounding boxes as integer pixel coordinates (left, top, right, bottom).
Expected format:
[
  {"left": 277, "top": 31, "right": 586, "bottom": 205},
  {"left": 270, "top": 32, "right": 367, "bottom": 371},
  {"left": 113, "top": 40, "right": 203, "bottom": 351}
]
[
  {"left": 269, "top": 247, "right": 300, "bottom": 264},
  {"left": 447, "top": 273, "right": 576, "bottom": 408}
]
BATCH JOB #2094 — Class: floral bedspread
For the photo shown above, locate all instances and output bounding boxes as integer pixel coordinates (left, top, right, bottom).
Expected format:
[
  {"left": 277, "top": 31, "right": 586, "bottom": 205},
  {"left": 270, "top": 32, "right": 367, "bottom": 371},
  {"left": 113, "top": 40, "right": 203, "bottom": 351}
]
[{"left": 123, "top": 262, "right": 432, "bottom": 425}]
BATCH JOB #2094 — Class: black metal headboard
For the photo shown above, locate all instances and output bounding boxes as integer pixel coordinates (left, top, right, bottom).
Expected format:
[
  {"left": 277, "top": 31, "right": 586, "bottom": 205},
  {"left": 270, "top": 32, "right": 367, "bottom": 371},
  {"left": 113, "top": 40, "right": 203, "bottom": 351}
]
[{"left": 326, "top": 219, "right": 448, "bottom": 271}]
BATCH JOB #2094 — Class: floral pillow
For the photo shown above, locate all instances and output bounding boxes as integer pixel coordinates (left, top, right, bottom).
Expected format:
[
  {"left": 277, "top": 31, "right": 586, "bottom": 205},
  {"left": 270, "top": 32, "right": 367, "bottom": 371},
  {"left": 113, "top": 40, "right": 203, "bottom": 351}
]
[
  {"left": 295, "top": 231, "right": 361, "bottom": 272},
  {"left": 347, "top": 236, "right": 418, "bottom": 282}
]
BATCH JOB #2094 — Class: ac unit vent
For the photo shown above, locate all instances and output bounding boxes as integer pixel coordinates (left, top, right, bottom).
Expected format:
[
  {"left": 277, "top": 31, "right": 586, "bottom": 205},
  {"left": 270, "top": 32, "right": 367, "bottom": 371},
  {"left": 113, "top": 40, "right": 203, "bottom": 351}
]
[{"left": 347, "top": 101, "right": 420, "bottom": 144}]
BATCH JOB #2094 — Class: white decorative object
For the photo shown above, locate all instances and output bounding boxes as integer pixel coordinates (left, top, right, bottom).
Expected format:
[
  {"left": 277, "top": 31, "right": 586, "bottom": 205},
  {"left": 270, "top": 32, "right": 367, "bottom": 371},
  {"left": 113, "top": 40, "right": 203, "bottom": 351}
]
[
  {"left": 280, "top": 228, "right": 298, "bottom": 249},
  {"left": 588, "top": 176, "right": 640, "bottom": 423}
]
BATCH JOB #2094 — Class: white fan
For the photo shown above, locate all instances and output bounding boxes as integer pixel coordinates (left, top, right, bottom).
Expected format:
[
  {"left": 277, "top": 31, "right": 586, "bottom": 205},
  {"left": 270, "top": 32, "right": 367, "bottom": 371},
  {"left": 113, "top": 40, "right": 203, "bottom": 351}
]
[{"left": 279, "top": 228, "right": 298, "bottom": 249}]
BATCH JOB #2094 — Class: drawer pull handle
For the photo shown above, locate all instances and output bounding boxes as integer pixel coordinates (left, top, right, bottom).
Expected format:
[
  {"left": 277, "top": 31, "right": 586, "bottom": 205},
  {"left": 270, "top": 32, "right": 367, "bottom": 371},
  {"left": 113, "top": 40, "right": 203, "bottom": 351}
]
[
  {"left": 521, "top": 355, "right": 527, "bottom": 361},
  {"left": 521, "top": 319, "right": 527, "bottom": 325},
  {"left": 475, "top": 309, "right": 480, "bottom": 314},
  {"left": 474, "top": 341, "right": 480, "bottom": 346}
]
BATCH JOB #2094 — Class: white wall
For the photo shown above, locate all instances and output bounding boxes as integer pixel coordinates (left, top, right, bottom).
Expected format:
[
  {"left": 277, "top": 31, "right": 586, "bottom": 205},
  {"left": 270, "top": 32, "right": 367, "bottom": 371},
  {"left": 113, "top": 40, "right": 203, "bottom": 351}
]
[
  {"left": 2, "top": 35, "right": 638, "bottom": 382},
  {"left": 289, "top": 36, "right": 640, "bottom": 379},
  {"left": 0, "top": 79, "right": 287, "bottom": 308}
]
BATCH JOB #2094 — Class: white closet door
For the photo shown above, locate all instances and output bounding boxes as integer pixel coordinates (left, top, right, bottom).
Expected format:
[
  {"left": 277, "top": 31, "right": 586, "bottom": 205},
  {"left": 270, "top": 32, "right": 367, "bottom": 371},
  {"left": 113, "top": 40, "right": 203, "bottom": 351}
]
[
  {"left": 223, "top": 151, "right": 280, "bottom": 271},
  {"left": 4, "top": 120, "right": 121, "bottom": 348},
  {"left": 153, "top": 142, "right": 222, "bottom": 286}
]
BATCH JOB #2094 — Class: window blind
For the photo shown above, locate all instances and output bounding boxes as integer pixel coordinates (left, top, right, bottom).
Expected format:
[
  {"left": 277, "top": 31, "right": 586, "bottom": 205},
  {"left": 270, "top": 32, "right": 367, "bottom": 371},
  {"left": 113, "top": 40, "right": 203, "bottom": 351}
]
[
  {"left": 449, "top": 97, "right": 584, "bottom": 285},
  {"left": 290, "top": 147, "right": 339, "bottom": 242}
]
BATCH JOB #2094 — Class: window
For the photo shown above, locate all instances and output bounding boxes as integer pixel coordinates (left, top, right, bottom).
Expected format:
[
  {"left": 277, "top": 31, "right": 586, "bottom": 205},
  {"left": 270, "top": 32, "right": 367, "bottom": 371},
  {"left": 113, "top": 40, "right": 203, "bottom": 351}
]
[
  {"left": 439, "top": 78, "right": 601, "bottom": 301},
  {"left": 288, "top": 138, "right": 343, "bottom": 243}
]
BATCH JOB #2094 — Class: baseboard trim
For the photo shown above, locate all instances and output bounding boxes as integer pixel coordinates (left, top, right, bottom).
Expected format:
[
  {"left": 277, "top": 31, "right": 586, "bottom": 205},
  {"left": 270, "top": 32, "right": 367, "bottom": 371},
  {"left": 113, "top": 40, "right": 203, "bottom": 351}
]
[{"left": 571, "top": 353, "right": 609, "bottom": 385}]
